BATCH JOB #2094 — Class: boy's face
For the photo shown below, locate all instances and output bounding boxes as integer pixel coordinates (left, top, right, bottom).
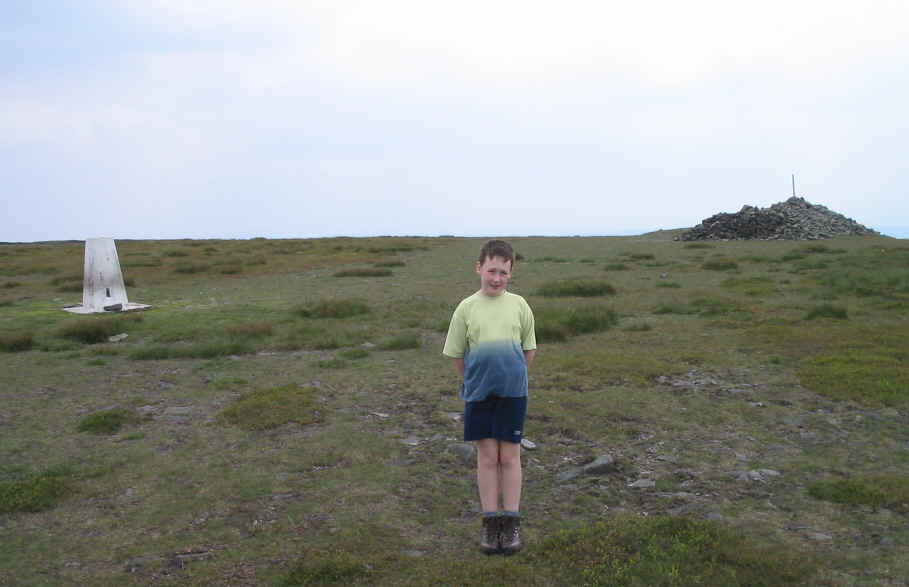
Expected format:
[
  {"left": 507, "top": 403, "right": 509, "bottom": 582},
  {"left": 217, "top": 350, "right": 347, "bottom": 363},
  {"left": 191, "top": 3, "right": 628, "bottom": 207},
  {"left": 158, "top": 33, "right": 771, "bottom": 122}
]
[{"left": 476, "top": 255, "right": 512, "bottom": 297}]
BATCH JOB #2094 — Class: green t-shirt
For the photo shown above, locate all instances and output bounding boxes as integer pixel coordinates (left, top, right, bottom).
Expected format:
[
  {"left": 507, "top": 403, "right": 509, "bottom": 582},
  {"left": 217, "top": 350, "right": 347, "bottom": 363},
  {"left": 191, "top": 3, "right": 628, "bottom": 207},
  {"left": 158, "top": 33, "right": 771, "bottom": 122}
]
[{"left": 442, "top": 290, "right": 536, "bottom": 402}]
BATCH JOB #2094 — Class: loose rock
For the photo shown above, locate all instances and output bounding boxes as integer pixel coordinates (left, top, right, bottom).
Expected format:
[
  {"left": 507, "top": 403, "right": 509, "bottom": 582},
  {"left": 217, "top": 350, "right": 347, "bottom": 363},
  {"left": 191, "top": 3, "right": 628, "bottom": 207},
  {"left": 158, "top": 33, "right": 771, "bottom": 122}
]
[{"left": 680, "top": 197, "right": 877, "bottom": 241}]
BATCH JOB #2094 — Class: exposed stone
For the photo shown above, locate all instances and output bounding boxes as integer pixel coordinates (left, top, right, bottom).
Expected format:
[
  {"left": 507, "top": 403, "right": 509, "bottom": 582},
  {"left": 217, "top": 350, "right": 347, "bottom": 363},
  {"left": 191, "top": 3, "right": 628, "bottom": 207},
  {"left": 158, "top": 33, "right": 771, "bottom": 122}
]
[
  {"left": 583, "top": 454, "right": 617, "bottom": 475},
  {"left": 680, "top": 197, "right": 877, "bottom": 241},
  {"left": 401, "top": 435, "right": 420, "bottom": 446},
  {"left": 556, "top": 467, "right": 583, "bottom": 483},
  {"left": 447, "top": 442, "right": 475, "bottom": 464},
  {"left": 520, "top": 438, "right": 537, "bottom": 450},
  {"left": 629, "top": 479, "right": 655, "bottom": 489},
  {"left": 108, "top": 333, "right": 128, "bottom": 343}
]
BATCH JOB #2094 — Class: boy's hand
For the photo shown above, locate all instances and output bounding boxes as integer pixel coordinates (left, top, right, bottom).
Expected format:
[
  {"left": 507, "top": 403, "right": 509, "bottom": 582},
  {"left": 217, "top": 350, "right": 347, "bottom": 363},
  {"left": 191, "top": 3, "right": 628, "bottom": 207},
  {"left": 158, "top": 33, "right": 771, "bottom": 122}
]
[
  {"left": 524, "top": 349, "right": 536, "bottom": 368},
  {"left": 454, "top": 358, "right": 464, "bottom": 377}
]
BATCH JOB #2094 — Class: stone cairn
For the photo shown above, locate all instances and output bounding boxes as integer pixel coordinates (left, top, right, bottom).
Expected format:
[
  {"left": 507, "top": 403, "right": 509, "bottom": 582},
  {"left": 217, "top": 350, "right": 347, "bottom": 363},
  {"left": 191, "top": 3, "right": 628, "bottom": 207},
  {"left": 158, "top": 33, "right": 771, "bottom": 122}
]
[{"left": 680, "top": 197, "right": 878, "bottom": 241}]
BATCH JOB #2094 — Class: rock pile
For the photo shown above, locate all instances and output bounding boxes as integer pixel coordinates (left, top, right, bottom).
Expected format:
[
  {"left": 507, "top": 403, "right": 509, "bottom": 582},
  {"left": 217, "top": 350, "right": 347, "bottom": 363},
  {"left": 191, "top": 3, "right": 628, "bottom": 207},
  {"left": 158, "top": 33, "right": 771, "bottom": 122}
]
[{"left": 680, "top": 197, "right": 877, "bottom": 241}]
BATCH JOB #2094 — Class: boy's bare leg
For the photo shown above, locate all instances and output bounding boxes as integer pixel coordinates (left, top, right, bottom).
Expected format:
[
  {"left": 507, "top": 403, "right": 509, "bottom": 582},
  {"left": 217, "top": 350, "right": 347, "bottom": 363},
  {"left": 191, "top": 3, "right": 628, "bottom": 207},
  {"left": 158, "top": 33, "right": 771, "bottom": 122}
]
[
  {"left": 475, "top": 439, "right": 501, "bottom": 512},
  {"left": 498, "top": 440, "right": 522, "bottom": 511}
]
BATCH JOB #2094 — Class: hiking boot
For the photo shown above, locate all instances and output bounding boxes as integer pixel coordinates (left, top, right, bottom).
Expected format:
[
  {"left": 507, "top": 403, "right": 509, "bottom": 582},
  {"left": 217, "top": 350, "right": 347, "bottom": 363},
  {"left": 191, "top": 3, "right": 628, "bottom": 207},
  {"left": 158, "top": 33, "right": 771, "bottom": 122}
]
[
  {"left": 500, "top": 515, "right": 522, "bottom": 555},
  {"left": 479, "top": 516, "right": 501, "bottom": 555}
]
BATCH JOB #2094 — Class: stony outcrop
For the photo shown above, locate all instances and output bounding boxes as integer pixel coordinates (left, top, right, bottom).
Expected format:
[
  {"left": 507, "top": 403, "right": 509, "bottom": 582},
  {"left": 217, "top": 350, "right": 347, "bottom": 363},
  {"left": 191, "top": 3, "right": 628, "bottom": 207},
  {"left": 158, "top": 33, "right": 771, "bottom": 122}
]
[{"left": 680, "top": 197, "right": 878, "bottom": 241}]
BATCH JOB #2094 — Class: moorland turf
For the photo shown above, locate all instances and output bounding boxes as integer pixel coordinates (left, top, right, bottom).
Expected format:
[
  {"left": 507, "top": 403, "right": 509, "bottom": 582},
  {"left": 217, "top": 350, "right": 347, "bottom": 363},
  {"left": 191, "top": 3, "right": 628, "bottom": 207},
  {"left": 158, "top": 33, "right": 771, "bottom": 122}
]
[{"left": 1, "top": 234, "right": 907, "bottom": 585}]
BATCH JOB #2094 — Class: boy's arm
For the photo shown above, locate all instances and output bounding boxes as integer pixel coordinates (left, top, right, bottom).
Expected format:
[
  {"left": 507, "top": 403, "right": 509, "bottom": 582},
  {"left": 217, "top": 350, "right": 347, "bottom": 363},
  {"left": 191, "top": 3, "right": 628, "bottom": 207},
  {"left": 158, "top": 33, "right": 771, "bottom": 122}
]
[
  {"left": 454, "top": 358, "right": 464, "bottom": 377},
  {"left": 524, "top": 349, "right": 536, "bottom": 368}
]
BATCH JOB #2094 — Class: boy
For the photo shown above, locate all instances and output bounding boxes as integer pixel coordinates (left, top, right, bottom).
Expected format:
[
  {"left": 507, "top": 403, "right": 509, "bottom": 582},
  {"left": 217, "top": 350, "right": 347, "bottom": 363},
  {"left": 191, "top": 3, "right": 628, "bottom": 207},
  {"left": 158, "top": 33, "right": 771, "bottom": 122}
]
[{"left": 442, "top": 239, "right": 536, "bottom": 555}]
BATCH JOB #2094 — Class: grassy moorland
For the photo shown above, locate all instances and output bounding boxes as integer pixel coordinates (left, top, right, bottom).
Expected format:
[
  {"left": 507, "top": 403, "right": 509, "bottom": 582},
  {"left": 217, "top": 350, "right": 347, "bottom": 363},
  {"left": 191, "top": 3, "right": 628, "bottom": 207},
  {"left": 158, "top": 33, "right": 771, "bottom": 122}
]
[{"left": 0, "top": 234, "right": 907, "bottom": 585}]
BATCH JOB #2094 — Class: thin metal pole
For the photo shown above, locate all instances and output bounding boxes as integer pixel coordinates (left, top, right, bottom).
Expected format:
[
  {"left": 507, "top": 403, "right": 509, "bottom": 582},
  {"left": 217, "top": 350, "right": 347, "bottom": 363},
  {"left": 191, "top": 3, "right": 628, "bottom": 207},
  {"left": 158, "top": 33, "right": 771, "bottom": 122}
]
[{"left": 792, "top": 174, "right": 796, "bottom": 197}]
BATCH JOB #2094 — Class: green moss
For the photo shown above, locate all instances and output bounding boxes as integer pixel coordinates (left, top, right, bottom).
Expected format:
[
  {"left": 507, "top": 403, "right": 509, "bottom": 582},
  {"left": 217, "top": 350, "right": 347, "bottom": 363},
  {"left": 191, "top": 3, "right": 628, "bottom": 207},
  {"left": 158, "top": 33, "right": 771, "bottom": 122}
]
[
  {"left": 0, "top": 466, "right": 76, "bottom": 514},
  {"left": 218, "top": 384, "right": 321, "bottom": 430},
  {"left": 799, "top": 350, "right": 906, "bottom": 406}
]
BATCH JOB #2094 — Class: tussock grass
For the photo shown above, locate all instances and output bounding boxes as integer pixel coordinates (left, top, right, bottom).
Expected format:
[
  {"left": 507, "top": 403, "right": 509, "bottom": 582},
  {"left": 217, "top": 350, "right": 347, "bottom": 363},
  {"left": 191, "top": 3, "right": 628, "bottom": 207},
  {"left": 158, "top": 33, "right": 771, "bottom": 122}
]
[
  {"left": 535, "top": 323, "right": 570, "bottom": 343},
  {"left": 316, "top": 358, "right": 348, "bottom": 369},
  {"left": 298, "top": 299, "right": 370, "bottom": 319},
  {"left": 625, "top": 252, "right": 655, "bottom": 260},
  {"left": 624, "top": 322, "right": 652, "bottom": 332},
  {"left": 0, "top": 298, "right": 13, "bottom": 307},
  {"left": 604, "top": 263, "right": 630, "bottom": 271},
  {"left": 781, "top": 251, "right": 806, "bottom": 261},
  {"left": 683, "top": 242, "right": 715, "bottom": 249},
  {"left": 531, "top": 515, "right": 817, "bottom": 586},
  {"left": 0, "top": 465, "right": 76, "bottom": 514},
  {"left": 692, "top": 297, "right": 739, "bottom": 316},
  {"left": 0, "top": 331, "right": 34, "bottom": 352},
  {"left": 162, "top": 250, "right": 189, "bottom": 257},
  {"left": 58, "top": 315, "right": 143, "bottom": 344},
  {"left": 373, "top": 260, "right": 406, "bottom": 267},
  {"left": 340, "top": 348, "right": 369, "bottom": 359},
  {"left": 333, "top": 268, "right": 393, "bottom": 277},
  {"left": 77, "top": 407, "right": 138, "bottom": 434},
  {"left": 702, "top": 258, "right": 739, "bottom": 271},
  {"left": 535, "top": 305, "right": 618, "bottom": 343},
  {"left": 657, "top": 281, "right": 681, "bottom": 288},
  {"left": 228, "top": 322, "right": 273, "bottom": 339},
  {"left": 538, "top": 279, "right": 616, "bottom": 297},
  {"left": 380, "top": 333, "right": 421, "bottom": 350},
  {"left": 808, "top": 475, "right": 909, "bottom": 513},
  {"left": 804, "top": 304, "right": 848, "bottom": 320},
  {"left": 218, "top": 384, "right": 320, "bottom": 430},
  {"left": 653, "top": 302, "right": 697, "bottom": 315},
  {"left": 173, "top": 262, "right": 209, "bottom": 274}
]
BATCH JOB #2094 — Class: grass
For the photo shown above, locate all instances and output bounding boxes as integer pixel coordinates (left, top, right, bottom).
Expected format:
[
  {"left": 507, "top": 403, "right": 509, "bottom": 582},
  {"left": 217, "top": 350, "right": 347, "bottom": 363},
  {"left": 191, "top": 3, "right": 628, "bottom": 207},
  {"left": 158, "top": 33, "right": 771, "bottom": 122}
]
[
  {"left": 0, "top": 331, "right": 34, "bottom": 352},
  {"left": 1, "top": 233, "right": 907, "bottom": 584},
  {"left": 804, "top": 304, "right": 848, "bottom": 320},
  {"left": 57, "top": 314, "right": 143, "bottom": 344},
  {"left": 0, "top": 466, "right": 77, "bottom": 514},
  {"left": 702, "top": 258, "right": 739, "bottom": 271},
  {"left": 297, "top": 299, "right": 370, "bottom": 319},
  {"left": 77, "top": 406, "right": 139, "bottom": 434},
  {"left": 531, "top": 515, "right": 817, "bottom": 586},
  {"left": 379, "top": 333, "right": 421, "bottom": 350},
  {"left": 217, "top": 384, "right": 321, "bottom": 430},
  {"left": 333, "top": 268, "right": 393, "bottom": 277},
  {"left": 538, "top": 279, "right": 616, "bottom": 297},
  {"left": 807, "top": 476, "right": 909, "bottom": 513},
  {"left": 798, "top": 350, "right": 907, "bottom": 406},
  {"left": 130, "top": 341, "right": 251, "bottom": 360}
]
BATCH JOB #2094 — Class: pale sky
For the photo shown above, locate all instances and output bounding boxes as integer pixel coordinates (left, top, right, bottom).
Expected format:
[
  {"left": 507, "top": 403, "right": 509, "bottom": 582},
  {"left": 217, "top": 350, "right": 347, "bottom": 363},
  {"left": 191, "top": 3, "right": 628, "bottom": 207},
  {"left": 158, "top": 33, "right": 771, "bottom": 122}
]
[{"left": 3, "top": 1, "right": 908, "bottom": 241}]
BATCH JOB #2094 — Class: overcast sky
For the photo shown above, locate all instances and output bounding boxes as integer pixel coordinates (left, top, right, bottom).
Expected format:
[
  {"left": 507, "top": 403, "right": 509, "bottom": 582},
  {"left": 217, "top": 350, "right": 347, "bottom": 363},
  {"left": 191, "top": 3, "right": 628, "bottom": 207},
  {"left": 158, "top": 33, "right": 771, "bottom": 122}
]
[{"left": 3, "top": 1, "right": 908, "bottom": 242}]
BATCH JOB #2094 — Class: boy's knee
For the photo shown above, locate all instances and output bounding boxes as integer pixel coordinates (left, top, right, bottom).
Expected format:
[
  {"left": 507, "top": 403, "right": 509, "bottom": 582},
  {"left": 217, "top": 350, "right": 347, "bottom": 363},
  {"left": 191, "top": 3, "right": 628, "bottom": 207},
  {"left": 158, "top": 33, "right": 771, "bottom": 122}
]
[{"left": 498, "top": 444, "right": 521, "bottom": 468}]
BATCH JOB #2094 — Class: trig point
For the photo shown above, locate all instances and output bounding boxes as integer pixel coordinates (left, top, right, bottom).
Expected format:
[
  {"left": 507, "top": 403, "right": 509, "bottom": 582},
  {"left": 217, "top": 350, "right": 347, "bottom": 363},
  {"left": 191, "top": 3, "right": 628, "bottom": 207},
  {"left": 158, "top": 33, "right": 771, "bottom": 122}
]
[{"left": 63, "top": 238, "right": 151, "bottom": 314}]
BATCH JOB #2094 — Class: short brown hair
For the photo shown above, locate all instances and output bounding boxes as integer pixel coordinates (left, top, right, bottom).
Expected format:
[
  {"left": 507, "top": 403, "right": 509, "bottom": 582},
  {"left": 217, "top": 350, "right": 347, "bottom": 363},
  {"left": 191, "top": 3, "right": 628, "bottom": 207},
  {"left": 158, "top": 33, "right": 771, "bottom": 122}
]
[{"left": 478, "top": 239, "right": 515, "bottom": 266}]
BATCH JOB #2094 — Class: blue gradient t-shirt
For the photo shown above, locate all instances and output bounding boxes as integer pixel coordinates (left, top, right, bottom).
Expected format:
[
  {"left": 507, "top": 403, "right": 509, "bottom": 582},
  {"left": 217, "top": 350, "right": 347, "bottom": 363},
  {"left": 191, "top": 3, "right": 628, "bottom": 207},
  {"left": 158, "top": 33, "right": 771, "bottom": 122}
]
[{"left": 442, "top": 291, "right": 536, "bottom": 402}]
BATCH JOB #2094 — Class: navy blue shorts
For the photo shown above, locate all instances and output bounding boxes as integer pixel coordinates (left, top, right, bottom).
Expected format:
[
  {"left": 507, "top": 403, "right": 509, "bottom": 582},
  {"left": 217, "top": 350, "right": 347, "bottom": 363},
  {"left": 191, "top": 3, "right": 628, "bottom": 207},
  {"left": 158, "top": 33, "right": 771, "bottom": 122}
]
[{"left": 464, "top": 395, "right": 527, "bottom": 444}]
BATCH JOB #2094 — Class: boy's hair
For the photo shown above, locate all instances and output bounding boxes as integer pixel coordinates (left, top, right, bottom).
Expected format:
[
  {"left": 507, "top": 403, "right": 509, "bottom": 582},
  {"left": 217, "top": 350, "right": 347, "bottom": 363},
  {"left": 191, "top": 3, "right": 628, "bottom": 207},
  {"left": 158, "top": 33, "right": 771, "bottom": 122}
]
[{"left": 478, "top": 239, "right": 515, "bottom": 266}]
